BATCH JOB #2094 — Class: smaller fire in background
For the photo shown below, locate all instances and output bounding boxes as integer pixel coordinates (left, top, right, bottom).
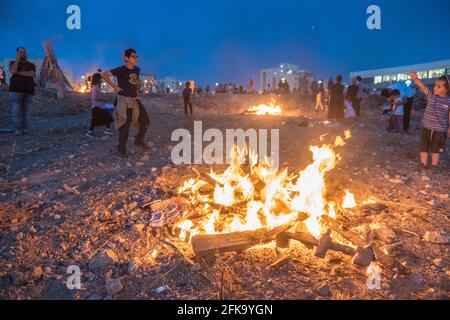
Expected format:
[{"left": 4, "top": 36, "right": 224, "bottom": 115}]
[
  {"left": 77, "top": 84, "right": 89, "bottom": 93},
  {"left": 246, "top": 98, "right": 282, "bottom": 116}
]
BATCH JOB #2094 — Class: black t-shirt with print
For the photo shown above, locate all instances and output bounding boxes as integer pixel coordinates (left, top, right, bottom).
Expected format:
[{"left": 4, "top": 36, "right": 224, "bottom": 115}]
[
  {"left": 110, "top": 65, "right": 140, "bottom": 98},
  {"left": 9, "top": 60, "right": 36, "bottom": 95}
]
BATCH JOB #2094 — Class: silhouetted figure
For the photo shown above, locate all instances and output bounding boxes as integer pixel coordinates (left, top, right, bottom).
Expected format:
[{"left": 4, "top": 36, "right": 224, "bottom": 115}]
[
  {"left": 346, "top": 78, "right": 359, "bottom": 117},
  {"left": 314, "top": 82, "right": 325, "bottom": 112},
  {"left": 355, "top": 76, "right": 363, "bottom": 117},
  {"left": 183, "top": 81, "right": 193, "bottom": 115},
  {"left": 0, "top": 67, "right": 6, "bottom": 86},
  {"left": 326, "top": 77, "right": 334, "bottom": 109},
  {"left": 328, "top": 75, "right": 345, "bottom": 120}
]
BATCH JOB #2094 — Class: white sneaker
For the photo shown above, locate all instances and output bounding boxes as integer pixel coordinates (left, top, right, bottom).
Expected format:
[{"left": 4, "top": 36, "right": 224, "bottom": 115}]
[
  {"left": 104, "top": 129, "right": 114, "bottom": 136},
  {"left": 85, "top": 131, "right": 94, "bottom": 138}
]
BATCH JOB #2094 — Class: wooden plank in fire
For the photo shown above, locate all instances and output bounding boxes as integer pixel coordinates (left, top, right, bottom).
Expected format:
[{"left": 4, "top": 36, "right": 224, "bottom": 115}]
[
  {"left": 191, "top": 223, "right": 290, "bottom": 258},
  {"left": 191, "top": 212, "right": 309, "bottom": 258},
  {"left": 280, "top": 231, "right": 356, "bottom": 256}
]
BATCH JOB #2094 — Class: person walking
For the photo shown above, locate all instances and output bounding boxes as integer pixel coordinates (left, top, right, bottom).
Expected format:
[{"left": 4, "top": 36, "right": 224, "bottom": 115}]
[
  {"left": 85, "top": 73, "right": 114, "bottom": 137},
  {"left": 183, "top": 82, "right": 193, "bottom": 115},
  {"left": 314, "top": 82, "right": 325, "bottom": 112}
]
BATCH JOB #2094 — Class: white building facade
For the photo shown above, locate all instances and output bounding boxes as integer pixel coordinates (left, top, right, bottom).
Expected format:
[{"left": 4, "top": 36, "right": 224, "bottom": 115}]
[
  {"left": 350, "top": 59, "right": 450, "bottom": 92},
  {"left": 158, "top": 76, "right": 186, "bottom": 94},
  {"left": 260, "top": 63, "right": 314, "bottom": 93}
]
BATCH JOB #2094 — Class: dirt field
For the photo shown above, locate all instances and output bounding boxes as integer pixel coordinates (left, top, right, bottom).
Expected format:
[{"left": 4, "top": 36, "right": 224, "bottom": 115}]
[{"left": 0, "top": 88, "right": 448, "bottom": 300}]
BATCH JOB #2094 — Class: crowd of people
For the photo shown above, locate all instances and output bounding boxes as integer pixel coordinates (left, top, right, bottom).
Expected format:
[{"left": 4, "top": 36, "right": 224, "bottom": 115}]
[
  {"left": 325, "top": 75, "right": 363, "bottom": 121},
  {"left": 214, "top": 80, "right": 256, "bottom": 94},
  {"left": 3, "top": 46, "right": 450, "bottom": 169}
]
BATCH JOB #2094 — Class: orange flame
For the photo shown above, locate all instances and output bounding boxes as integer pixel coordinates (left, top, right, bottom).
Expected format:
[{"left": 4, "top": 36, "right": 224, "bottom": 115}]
[
  {"left": 247, "top": 98, "right": 282, "bottom": 115},
  {"left": 176, "top": 132, "right": 352, "bottom": 240},
  {"left": 342, "top": 190, "right": 357, "bottom": 209}
]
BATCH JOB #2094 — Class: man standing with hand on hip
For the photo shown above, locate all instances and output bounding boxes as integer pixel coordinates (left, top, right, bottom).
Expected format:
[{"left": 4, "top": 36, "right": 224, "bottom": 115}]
[{"left": 102, "top": 48, "right": 150, "bottom": 157}]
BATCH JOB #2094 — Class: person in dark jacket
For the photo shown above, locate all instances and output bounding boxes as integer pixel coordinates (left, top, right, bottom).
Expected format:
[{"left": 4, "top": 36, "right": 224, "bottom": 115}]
[
  {"left": 346, "top": 78, "right": 359, "bottom": 117},
  {"left": 326, "top": 77, "right": 334, "bottom": 110},
  {"left": 328, "top": 75, "right": 345, "bottom": 120},
  {"left": 183, "top": 82, "right": 193, "bottom": 115}
]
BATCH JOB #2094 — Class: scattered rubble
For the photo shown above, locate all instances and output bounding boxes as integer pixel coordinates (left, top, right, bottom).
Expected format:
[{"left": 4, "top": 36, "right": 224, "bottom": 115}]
[
  {"left": 424, "top": 231, "right": 450, "bottom": 244},
  {"left": 0, "top": 92, "right": 448, "bottom": 300}
]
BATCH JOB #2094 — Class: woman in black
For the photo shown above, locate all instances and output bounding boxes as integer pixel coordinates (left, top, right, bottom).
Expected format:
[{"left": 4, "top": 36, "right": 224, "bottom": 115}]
[{"left": 328, "top": 75, "right": 345, "bottom": 120}]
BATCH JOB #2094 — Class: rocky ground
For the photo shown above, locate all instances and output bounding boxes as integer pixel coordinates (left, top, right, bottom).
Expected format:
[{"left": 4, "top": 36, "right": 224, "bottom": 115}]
[{"left": 0, "top": 88, "right": 448, "bottom": 300}]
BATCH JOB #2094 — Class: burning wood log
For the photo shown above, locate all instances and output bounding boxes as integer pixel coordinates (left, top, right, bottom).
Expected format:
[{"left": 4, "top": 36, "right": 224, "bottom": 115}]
[
  {"left": 192, "top": 167, "right": 221, "bottom": 186},
  {"left": 191, "top": 212, "right": 309, "bottom": 258},
  {"left": 278, "top": 232, "right": 356, "bottom": 256},
  {"left": 191, "top": 223, "right": 291, "bottom": 258},
  {"left": 321, "top": 215, "right": 369, "bottom": 247},
  {"left": 352, "top": 245, "right": 374, "bottom": 267},
  {"left": 266, "top": 254, "right": 294, "bottom": 270},
  {"left": 321, "top": 215, "right": 409, "bottom": 273},
  {"left": 315, "top": 229, "right": 332, "bottom": 258}
]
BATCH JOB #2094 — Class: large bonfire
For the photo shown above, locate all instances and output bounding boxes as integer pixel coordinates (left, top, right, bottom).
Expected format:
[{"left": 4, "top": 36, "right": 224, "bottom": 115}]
[{"left": 175, "top": 130, "right": 355, "bottom": 243}]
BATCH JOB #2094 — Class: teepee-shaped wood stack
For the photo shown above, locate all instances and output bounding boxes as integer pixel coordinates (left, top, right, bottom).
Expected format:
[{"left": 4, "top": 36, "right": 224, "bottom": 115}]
[{"left": 39, "top": 40, "right": 73, "bottom": 93}]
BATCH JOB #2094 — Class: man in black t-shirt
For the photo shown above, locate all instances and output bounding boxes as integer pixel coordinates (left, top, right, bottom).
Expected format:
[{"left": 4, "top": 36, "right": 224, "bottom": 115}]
[
  {"left": 102, "top": 48, "right": 150, "bottom": 157},
  {"left": 9, "top": 47, "right": 36, "bottom": 135}
]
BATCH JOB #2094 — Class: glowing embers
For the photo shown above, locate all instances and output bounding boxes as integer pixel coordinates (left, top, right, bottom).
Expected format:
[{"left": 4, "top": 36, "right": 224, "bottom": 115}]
[{"left": 246, "top": 98, "right": 282, "bottom": 116}]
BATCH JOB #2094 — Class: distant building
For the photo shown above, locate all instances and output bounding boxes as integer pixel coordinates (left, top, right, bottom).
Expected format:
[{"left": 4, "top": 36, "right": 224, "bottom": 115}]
[
  {"left": 260, "top": 63, "right": 314, "bottom": 93},
  {"left": 158, "top": 76, "right": 186, "bottom": 94},
  {"left": 350, "top": 59, "right": 450, "bottom": 92}
]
